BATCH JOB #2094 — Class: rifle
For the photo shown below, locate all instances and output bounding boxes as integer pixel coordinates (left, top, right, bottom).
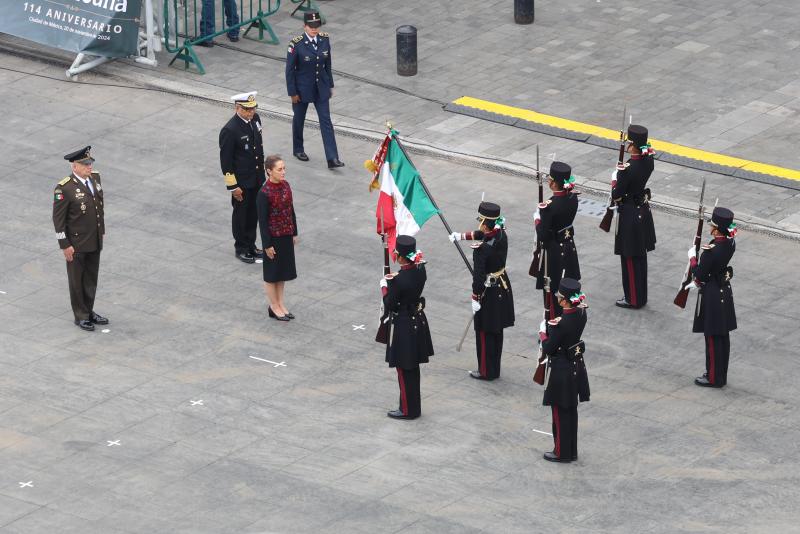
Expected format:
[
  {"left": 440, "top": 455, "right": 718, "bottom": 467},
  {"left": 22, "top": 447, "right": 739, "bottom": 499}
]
[
  {"left": 599, "top": 106, "right": 628, "bottom": 232},
  {"left": 673, "top": 178, "right": 707, "bottom": 308},
  {"left": 375, "top": 210, "right": 391, "bottom": 343},
  {"left": 528, "top": 145, "right": 543, "bottom": 277}
]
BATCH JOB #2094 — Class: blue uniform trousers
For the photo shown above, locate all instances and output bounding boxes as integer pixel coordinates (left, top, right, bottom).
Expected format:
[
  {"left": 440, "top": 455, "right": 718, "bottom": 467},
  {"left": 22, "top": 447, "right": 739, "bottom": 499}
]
[{"left": 292, "top": 99, "right": 339, "bottom": 161}]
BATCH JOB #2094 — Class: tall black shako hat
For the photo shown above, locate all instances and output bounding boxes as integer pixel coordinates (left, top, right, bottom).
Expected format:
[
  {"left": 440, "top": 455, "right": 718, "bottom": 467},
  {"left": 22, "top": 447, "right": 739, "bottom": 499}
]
[
  {"left": 395, "top": 235, "right": 416, "bottom": 259},
  {"left": 549, "top": 161, "right": 575, "bottom": 189},
  {"left": 477, "top": 201, "right": 501, "bottom": 228},
  {"left": 556, "top": 277, "right": 585, "bottom": 305},
  {"left": 710, "top": 207, "right": 735, "bottom": 236},
  {"left": 627, "top": 125, "right": 648, "bottom": 147},
  {"left": 64, "top": 146, "right": 94, "bottom": 164},
  {"left": 304, "top": 11, "right": 322, "bottom": 28}
]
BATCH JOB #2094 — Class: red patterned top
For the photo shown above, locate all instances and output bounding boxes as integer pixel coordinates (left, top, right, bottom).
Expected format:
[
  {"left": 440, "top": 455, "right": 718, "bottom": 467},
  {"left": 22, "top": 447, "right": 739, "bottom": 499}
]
[{"left": 257, "top": 180, "right": 296, "bottom": 247}]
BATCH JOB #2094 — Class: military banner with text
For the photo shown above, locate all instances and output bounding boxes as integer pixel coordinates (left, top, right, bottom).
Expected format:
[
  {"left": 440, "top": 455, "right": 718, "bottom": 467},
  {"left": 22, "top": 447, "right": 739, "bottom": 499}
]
[{"left": 0, "top": 0, "right": 142, "bottom": 58}]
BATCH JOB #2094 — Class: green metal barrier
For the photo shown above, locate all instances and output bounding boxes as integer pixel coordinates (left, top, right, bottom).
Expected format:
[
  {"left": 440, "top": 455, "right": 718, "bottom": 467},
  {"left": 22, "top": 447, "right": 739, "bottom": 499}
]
[
  {"left": 290, "top": 0, "right": 325, "bottom": 23},
  {"left": 164, "top": 0, "right": 281, "bottom": 74}
]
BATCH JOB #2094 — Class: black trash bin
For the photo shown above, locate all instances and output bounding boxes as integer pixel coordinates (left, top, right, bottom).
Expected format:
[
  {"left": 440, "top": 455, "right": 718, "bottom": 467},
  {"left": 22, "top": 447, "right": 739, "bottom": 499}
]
[
  {"left": 515, "top": 0, "right": 534, "bottom": 24},
  {"left": 396, "top": 25, "right": 417, "bottom": 76}
]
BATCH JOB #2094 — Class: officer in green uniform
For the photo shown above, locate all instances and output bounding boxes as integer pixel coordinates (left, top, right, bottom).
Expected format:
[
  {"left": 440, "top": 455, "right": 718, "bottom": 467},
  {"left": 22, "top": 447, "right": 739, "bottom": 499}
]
[{"left": 52, "top": 146, "right": 108, "bottom": 331}]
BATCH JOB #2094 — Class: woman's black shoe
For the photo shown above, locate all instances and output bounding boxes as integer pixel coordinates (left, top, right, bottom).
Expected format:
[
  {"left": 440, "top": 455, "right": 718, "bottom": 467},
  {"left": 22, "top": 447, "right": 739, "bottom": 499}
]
[
  {"left": 268, "top": 307, "right": 290, "bottom": 321},
  {"left": 285, "top": 312, "right": 295, "bottom": 319}
]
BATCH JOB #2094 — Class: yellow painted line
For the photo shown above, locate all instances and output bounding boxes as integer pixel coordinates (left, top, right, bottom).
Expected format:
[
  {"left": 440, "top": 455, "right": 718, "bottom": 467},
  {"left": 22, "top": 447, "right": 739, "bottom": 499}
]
[{"left": 453, "top": 96, "right": 800, "bottom": 182}]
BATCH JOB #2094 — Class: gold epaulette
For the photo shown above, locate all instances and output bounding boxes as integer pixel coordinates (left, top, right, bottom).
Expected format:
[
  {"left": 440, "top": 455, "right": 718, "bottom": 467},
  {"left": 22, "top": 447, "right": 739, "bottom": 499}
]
[
  {"left": 319, "top": 32, "right": 329, "bottom": 38},
  {"left": 289, "top": 35, "right": 303, "bottom": 45},
  {"left": 58, "top": 176, "right": 71, "bottom": 186}
]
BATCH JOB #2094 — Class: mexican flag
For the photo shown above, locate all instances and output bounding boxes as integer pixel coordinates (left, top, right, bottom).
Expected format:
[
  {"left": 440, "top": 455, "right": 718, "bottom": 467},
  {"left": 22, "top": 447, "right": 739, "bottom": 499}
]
[{"left": 368, "top": 131, "right": 439, "bottom": 260}]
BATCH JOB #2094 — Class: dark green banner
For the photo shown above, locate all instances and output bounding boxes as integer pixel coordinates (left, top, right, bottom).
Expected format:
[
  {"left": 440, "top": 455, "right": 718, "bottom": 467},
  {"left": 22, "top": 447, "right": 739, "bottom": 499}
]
[{"left": 0, "top": 0, "right": 142, "bottom": 58}]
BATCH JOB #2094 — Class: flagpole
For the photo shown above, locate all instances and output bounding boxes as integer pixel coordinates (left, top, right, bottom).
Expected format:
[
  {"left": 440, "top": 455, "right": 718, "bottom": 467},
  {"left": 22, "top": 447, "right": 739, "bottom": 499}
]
[{"left": 392, "top": 132, "right": 474, "bottom": 275}]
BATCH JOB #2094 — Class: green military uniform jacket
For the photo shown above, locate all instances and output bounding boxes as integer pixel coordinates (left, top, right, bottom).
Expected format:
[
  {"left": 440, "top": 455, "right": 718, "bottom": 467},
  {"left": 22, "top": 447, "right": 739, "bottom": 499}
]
[{"left": 52, "top": 172, "right": 105, "bottom": 252}]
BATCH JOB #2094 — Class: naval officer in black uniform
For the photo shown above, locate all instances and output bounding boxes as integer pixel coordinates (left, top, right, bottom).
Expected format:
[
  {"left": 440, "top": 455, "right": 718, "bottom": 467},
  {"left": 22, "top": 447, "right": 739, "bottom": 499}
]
[
  {"left": 219, "top": 91, "right": 266, "bottom": 263},
  {"left": 285, "top": 11, "right": 344, "bottom": 169},
  {"left": 52, "top": 146, "right": 108, "bottom": 331}
]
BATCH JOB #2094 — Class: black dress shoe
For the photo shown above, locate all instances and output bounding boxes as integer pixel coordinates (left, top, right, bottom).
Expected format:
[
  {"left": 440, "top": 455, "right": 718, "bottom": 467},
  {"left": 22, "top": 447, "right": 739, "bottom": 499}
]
[
  {"left": 694, "top": 376, "right": 722, "bottom": 388},
  {"left": 469, "top": 370, "right": 488, "bottom": 380},
  {"left": 268, "top": 307, "right": 290, "bottom": 322},
  {"left": 89, "top": 312, "right": 109, "bottom": 325},
  {"left": 615, "top": 298, "right": 632, "bottom": 308},
  {"left": 197, "top": 39, "right": 215, "bottom": 48},
  {"left": 236, "top": 251, "right": 255, "bottom": 264},
  {"left": 387, "top": 410, "right": 417, "bottom": 420},
  {"left": 285, "top": 312, "right": 295, "bottom": 320},
  {"left": 294, "top": 152, "right": 309, "bottom": 162},
  {"left": 327, "top": 158, "right": 345, "bottom": 169},
  {"left": 543, "top": 451, "right": 571, "bottom": 463},
  {"left": 227, "top": 34, "right": 239, "bottom": 42},
  {"left": 250, "top": 249, "right": 264, "bottom": 260},
  {"left": 74, "top": 319, "right": 95, "bottom": 331}
]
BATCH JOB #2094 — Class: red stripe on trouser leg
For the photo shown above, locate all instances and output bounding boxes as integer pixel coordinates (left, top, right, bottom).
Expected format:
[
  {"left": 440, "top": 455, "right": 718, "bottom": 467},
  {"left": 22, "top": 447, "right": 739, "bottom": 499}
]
[
  {"left": 707, "top": 336, "right": 716, "bottom": 385},
  {"left": 553, "top": 406, "right": 561, "bottom": 457},
  {"left": 480, "top": 331, "right": 487, "bottom": 377},
  {"left": 397, "top": 368, "right": 408, "bottom": 415},
  {"left": 548, "top": 292, "right": 555, "bottom": 320},
  {"left": 626, "top": 257, "right": 637, "bottom": 307}
]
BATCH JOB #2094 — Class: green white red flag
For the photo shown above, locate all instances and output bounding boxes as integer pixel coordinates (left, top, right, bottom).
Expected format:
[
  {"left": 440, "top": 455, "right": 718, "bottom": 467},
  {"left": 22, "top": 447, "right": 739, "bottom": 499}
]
[{"left": 366, "top": 131, "right": 439, "bottom": 259}]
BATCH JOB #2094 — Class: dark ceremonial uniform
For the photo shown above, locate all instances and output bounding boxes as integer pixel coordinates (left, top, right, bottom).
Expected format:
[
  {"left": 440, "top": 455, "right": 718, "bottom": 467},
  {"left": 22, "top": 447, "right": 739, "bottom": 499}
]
[
  {"left": 383, "top": 238, "right": 433, "bottom": 419},
  {"left": 52, "top": 147, "right": 105, "bottom": 327},
  {"left": 535, "top": 162, "right": 581, "bottom": 319},
  {"left": 612, "top": 125, "right": 656, "bottom": 309},
  {"left": 691, "top": 207, "right": 737, "bottom": 388},
  {"left": 470, "top": 206, "right": 515, "bottom": 380},
  {"left": 219, "top": 109, "right": 266, "bottom": 258},
  {"left": 541, "top": 279, "right": 589, "bottom": 462},
  {"left": 285, "top": 14, "right": 341, "bottom": 166}
]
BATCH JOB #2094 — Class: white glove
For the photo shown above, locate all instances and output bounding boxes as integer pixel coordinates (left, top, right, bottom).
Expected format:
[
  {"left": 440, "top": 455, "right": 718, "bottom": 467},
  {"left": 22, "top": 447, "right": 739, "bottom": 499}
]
[
  {"left": 611, "top": 169, "right": 618, "bottom": 187},
  {"left": 687, "top": 247, "right": 696, "bottom": 259},
  {"left": 471, "top": 299, "right": 481, "bottom": 314},
  {"left": 684, "top": 280, "right": 699, "bottom": 291},
  {"left": 539, "top": 319, "right": 547, "bottom": 334},
  {"left": 449, "top": 232, "right": 461, "bottom": 243},
  {"left": 379, "top": 278, "right": 388, "bottom": 289},
  {"left": 533, "top": 209, "right": 541, "bottom": 225}
]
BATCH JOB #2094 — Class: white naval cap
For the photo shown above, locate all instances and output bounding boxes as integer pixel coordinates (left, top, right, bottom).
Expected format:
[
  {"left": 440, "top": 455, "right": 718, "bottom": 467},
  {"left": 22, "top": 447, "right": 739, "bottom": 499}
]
[{"left": 231, "top": 91, "right": 258, "bottom": 108}]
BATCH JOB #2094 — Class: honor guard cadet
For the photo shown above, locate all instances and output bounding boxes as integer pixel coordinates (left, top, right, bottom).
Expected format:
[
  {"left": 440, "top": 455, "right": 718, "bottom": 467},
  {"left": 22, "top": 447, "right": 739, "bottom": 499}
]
[
  {"left": 539, "top": 278, "right": 589, "bottom": 463},
  {"left": 534, "top": 161, "right": 582, "bottom": 319},
  {"left": 450, "top": 202, "right": 515, "bottom": 380},
  {"left": 52, "top": 146, "right": 108, "bottom": 332},
  {"left": 685, "top": 207, "right": 737, "bottom": 388},
  {"left": 612, "top": 124, "right": 657, "bottom": 309},
  {"left": 219, "top": 91, "right": 266, "bottom": 264},
  {"left": 285, "top": 11, "right": 345, "bottom": 169},
  {"left": 380, "top": 236, "right": 434, "bottom": 420}
]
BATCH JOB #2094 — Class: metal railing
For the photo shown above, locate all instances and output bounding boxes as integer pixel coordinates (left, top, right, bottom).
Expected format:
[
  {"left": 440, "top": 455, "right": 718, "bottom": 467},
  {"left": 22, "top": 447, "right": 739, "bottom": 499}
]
[{"left": 163, "top": 0, "right": 281, "bottom": 74}]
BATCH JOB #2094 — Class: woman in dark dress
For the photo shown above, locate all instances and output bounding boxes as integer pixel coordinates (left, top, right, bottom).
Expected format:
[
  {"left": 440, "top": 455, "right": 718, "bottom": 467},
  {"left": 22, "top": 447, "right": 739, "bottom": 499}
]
[{"left": 256, "top": 155, "right": 298, "bottom": 321}]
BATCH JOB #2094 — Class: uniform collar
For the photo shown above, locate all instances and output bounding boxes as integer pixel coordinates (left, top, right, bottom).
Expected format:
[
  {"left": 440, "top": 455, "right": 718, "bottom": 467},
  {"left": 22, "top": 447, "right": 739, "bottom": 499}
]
[
  {"left": 714, "top": 236, "right": 727, "bottom": 243},
  {"left": 305, "top": 32, "right": 317, "bottom": 43},
  {"left": 562, "top": 307, "right": 578, "bottom": 314},
  {"left": 552, "top": 190, "right": 568, "bottom": 197},
  {"left": 630, "top": 154, "right": 643, "bottom": 160},
  {"left": 483, "top": 228, "right": 499, "bottom": 240},
  {"left": 400, "top": 263, "right": 416, "bottom": 271}
]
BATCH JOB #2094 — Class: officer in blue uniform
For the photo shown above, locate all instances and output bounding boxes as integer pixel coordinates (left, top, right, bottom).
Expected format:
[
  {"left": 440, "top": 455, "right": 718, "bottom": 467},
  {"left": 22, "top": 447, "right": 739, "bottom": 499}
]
[{"left": 285, "top": 11, "right": 345, "bottom": 170}]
